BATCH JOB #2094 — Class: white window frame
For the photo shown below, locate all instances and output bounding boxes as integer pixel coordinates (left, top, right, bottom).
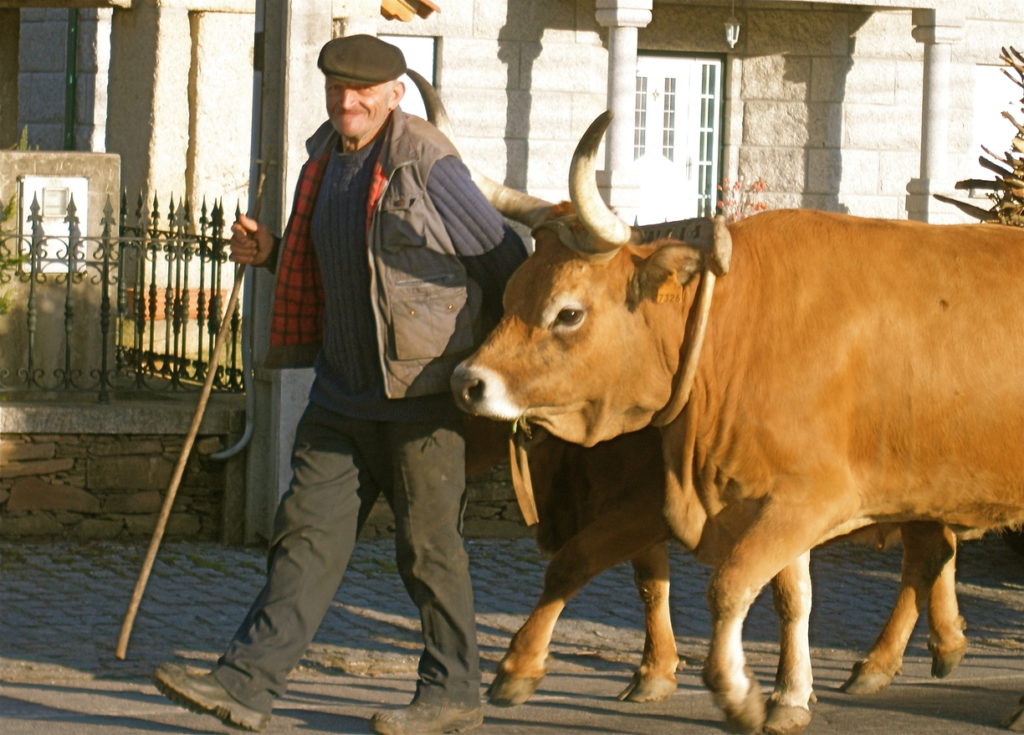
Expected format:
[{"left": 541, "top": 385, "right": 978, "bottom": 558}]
[{"left": 381, "top": 35, "right": 437, "bottom": 121}]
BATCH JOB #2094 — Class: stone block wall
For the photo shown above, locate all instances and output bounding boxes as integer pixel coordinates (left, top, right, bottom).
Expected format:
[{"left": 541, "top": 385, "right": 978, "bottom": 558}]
[
  {"left": 11, "top": 1, "right": 1024, "bottom": 236},
  {"left": 0, "top": 432, "right": 228, "bottom": 541},
  {"left": 16, "top": 8, "right": 70, "bottom": 150},
  {"left": 384, "top": 0, "right": 607, "bottom": 205},
  {"left": 16, "top": 8, "right": 112, "bottom": 152},
  {"left": 0, "top": 398, "right": 530, "bottom": 544},
  {"left": 0, "top": 396, "right": 247, "bottom": 543}
]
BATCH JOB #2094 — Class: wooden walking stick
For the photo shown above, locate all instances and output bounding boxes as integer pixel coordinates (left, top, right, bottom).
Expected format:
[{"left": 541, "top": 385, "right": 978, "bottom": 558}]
[{"left": 115, "top": 169, "right": 267, "bottom": 660}]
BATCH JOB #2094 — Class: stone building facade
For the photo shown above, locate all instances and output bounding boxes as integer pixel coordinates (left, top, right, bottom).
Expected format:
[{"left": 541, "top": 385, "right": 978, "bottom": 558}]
[
  {"left": 2, "top": 0, "right": 1022, "bottom": 543},
  {"left": 4, "top": 1, "right": 1017, "bottom": 222}
]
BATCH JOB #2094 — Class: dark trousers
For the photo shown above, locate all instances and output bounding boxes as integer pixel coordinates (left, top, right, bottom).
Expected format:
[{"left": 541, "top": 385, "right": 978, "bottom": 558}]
[{"left": 213, "top": 403, "right": 480, "bottom": 713}]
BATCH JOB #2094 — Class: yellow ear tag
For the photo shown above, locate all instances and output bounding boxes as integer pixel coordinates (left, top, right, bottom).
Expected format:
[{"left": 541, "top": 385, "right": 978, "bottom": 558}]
[{"left": 656, "top": 275, "right": 683, "bottom": 303}]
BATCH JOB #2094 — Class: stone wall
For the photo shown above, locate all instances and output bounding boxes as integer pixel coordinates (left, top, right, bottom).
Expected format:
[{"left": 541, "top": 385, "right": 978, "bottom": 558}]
[
  {"left": 0, "top": 398, "right": 531, "bottom": 544},
  {"left": 15, "top": 8, "right": 114, "bottom": 152},
  {"left": 0, "top": 431, "right": 228, "bottom": 541},
  {"left": 0, "top": 396, "right": 247, "bottom": 543}
]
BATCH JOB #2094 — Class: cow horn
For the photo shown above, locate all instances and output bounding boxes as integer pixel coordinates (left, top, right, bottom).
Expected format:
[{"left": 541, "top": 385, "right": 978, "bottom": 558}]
[
  {"left": 406, "top": 69, "right": 554, "bottom": 229},
  {"left": 568, "top": 111, "right": 635, "bottom": 253}
]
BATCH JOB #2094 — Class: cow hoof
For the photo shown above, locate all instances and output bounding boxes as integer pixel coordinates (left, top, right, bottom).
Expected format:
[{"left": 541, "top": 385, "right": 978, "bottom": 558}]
[
  {"left": 764, "top": 703, "right": 812, "bottom": 735},
  {"left": 616, "top": 671, "right": 677, "bottom": 703},
  {"left": 930, "top": 642, "right": 967, "bottom": 679},
  {"left": 719, "top": 682, "right": 766, "bottom": 734},
  {"left": 839, "top": 660, "right": 895, "bottom": 695},
  {"left": 486, "top": 673, "right": 544, "bottom": 706}
]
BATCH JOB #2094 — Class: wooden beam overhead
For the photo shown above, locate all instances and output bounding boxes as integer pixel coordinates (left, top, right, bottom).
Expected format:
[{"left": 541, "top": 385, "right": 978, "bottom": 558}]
[
  {"left": 0, "top": 1, "right": 131, "bottom": 7},
  {"left": 380, "top": 0, "right": 439, "bottom": 22}
]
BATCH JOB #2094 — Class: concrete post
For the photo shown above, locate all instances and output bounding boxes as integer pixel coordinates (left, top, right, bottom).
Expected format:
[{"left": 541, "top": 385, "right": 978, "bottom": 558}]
[
  {"left": 594, "top": 0, "right": 652, "bottom": 223},
  {"left": 906, "top": 8, "right": 964, "bottom": 223}
]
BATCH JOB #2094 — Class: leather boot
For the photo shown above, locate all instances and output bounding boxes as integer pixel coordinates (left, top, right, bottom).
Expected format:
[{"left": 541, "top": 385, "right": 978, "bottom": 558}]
[
  {"left": 153, "top": 662, "right": 270, "bottom": 732},
  {"left": 369, "top": 697, "right": 483, "bottom": 735}
]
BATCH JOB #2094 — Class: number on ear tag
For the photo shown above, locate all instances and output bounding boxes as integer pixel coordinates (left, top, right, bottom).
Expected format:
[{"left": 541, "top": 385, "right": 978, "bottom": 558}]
[{"left": 656, "top": 277, "right": 683, "bottom": 303}]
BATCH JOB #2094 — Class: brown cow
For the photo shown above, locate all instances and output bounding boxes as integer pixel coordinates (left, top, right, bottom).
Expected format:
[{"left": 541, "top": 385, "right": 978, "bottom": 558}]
[
  {"left": 452, "top": 111, "right": 1014, "bottom": 733},
  {"left": 491, "top": 426, "right": 679, "bottom": 705},
  {"left": 485, "top": 424, "right": 969, "bottom": 714},
  {"left": 455, "top": 214, "right": 966, "bottom": 712}
]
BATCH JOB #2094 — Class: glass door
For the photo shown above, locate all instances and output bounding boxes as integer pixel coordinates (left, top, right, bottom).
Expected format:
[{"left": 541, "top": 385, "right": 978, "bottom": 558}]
[{"left": 634, "top": 55, "right": 723, "bottom": 223}]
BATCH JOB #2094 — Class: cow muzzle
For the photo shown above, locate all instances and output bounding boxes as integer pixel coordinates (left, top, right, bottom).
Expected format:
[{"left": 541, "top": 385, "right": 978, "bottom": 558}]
[{"left": 450, "top": 363, "right": 523, "bottom": 421}]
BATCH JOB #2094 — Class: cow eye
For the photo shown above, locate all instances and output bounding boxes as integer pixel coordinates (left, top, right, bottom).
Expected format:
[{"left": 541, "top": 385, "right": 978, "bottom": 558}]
[{"left": 554, "top": 307, "right": 584, "bottom": 328}]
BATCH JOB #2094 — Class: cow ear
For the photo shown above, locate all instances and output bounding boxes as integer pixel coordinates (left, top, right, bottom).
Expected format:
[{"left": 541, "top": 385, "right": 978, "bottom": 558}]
[{"left": 630, "top": 244, "right": 703, "bottom": 304}]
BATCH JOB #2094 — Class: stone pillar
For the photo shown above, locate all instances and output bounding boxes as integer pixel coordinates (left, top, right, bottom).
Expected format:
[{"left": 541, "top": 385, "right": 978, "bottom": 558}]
[
  {"left": 107, "top": 1, "right": 191, "bottom": 197},
  {"left": 906, "top": 8, "right": 964, "bottom": 223},
  {"left": 188, "top": 10, "right": 254, "bottom": 205},
  {"left": 77, "top": 9, "right": 113, "bottom": 152},
  {"left": 0, "top": 10, "right": 18, "bottom": 149},
  {"left": 594, "top": 0, "right": 652, "bottom": 223}
]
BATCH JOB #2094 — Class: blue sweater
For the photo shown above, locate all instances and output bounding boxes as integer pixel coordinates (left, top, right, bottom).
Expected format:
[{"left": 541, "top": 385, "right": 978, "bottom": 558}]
[{"left": 309, "top": 143, "right": 525, "bottom": 422}]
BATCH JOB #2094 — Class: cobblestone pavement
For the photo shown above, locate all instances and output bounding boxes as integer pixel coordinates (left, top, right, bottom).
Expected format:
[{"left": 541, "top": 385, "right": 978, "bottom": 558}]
[{"left": 3, "top": 533, "right": 1024, "bottom": 734}]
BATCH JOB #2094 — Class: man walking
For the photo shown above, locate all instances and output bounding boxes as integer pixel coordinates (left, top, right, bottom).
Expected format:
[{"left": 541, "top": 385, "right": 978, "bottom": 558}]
[{"left": 153, "top": 33, "right": 526, "bottom": 735}]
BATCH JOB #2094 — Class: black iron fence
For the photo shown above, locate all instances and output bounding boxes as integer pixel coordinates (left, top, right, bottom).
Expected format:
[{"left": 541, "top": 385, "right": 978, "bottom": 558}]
[{"left": 0, "top": 191, "right": 244, "bottom": 402}]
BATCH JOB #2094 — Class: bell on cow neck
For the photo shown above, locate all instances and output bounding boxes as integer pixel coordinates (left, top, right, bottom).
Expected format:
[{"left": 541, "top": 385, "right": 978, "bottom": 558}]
[{"left": 724, "top": 15, "right": 741, "bottom": 48}]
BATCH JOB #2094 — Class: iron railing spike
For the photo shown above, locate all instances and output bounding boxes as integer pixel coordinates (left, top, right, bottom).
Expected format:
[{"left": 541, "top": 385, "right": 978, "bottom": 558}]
[{"left": 0, "top": 188, "right": 244, "bottom": 400}]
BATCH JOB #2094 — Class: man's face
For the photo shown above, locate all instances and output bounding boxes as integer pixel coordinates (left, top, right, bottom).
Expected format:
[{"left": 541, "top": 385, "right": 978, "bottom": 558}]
[{"left": 325, "top": 78, "right": 404, "bottom": 151}]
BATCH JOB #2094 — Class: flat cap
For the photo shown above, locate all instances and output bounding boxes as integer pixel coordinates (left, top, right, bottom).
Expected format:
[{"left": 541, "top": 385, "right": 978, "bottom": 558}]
[{"left": 317, "top": 34, "right": 407, "bottom": 85}]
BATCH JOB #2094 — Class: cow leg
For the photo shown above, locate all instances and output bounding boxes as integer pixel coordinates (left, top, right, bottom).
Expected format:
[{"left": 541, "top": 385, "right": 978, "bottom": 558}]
[
  {"left": 841, "top": 522, "right": 965, "bottom": 694},
  {"left": 765, "top": 551, "right": 814, "bottom": 735},
  {"left": 616, "top": 541, "right": 680, "bottom": 702},
  {"left": 487, "top": 592, "right": 563, "bottom": 706},
  {"left": 488, "top": 512, "right": 669, "bottom": 706},
  {"left": 703, "top": 502, "right": 836, "bottom": 735},
  {"left": 703, "top": 567, "right": 769, "bottom": 735},
  {"left": 925, "top": 524, "right": 967, "bottom": 678}
]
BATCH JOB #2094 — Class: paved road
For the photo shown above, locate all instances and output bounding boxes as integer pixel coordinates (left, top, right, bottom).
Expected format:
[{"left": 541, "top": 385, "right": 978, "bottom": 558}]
[{"left": 3, "top": 533, "right": 1024, "bottom": 734}]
